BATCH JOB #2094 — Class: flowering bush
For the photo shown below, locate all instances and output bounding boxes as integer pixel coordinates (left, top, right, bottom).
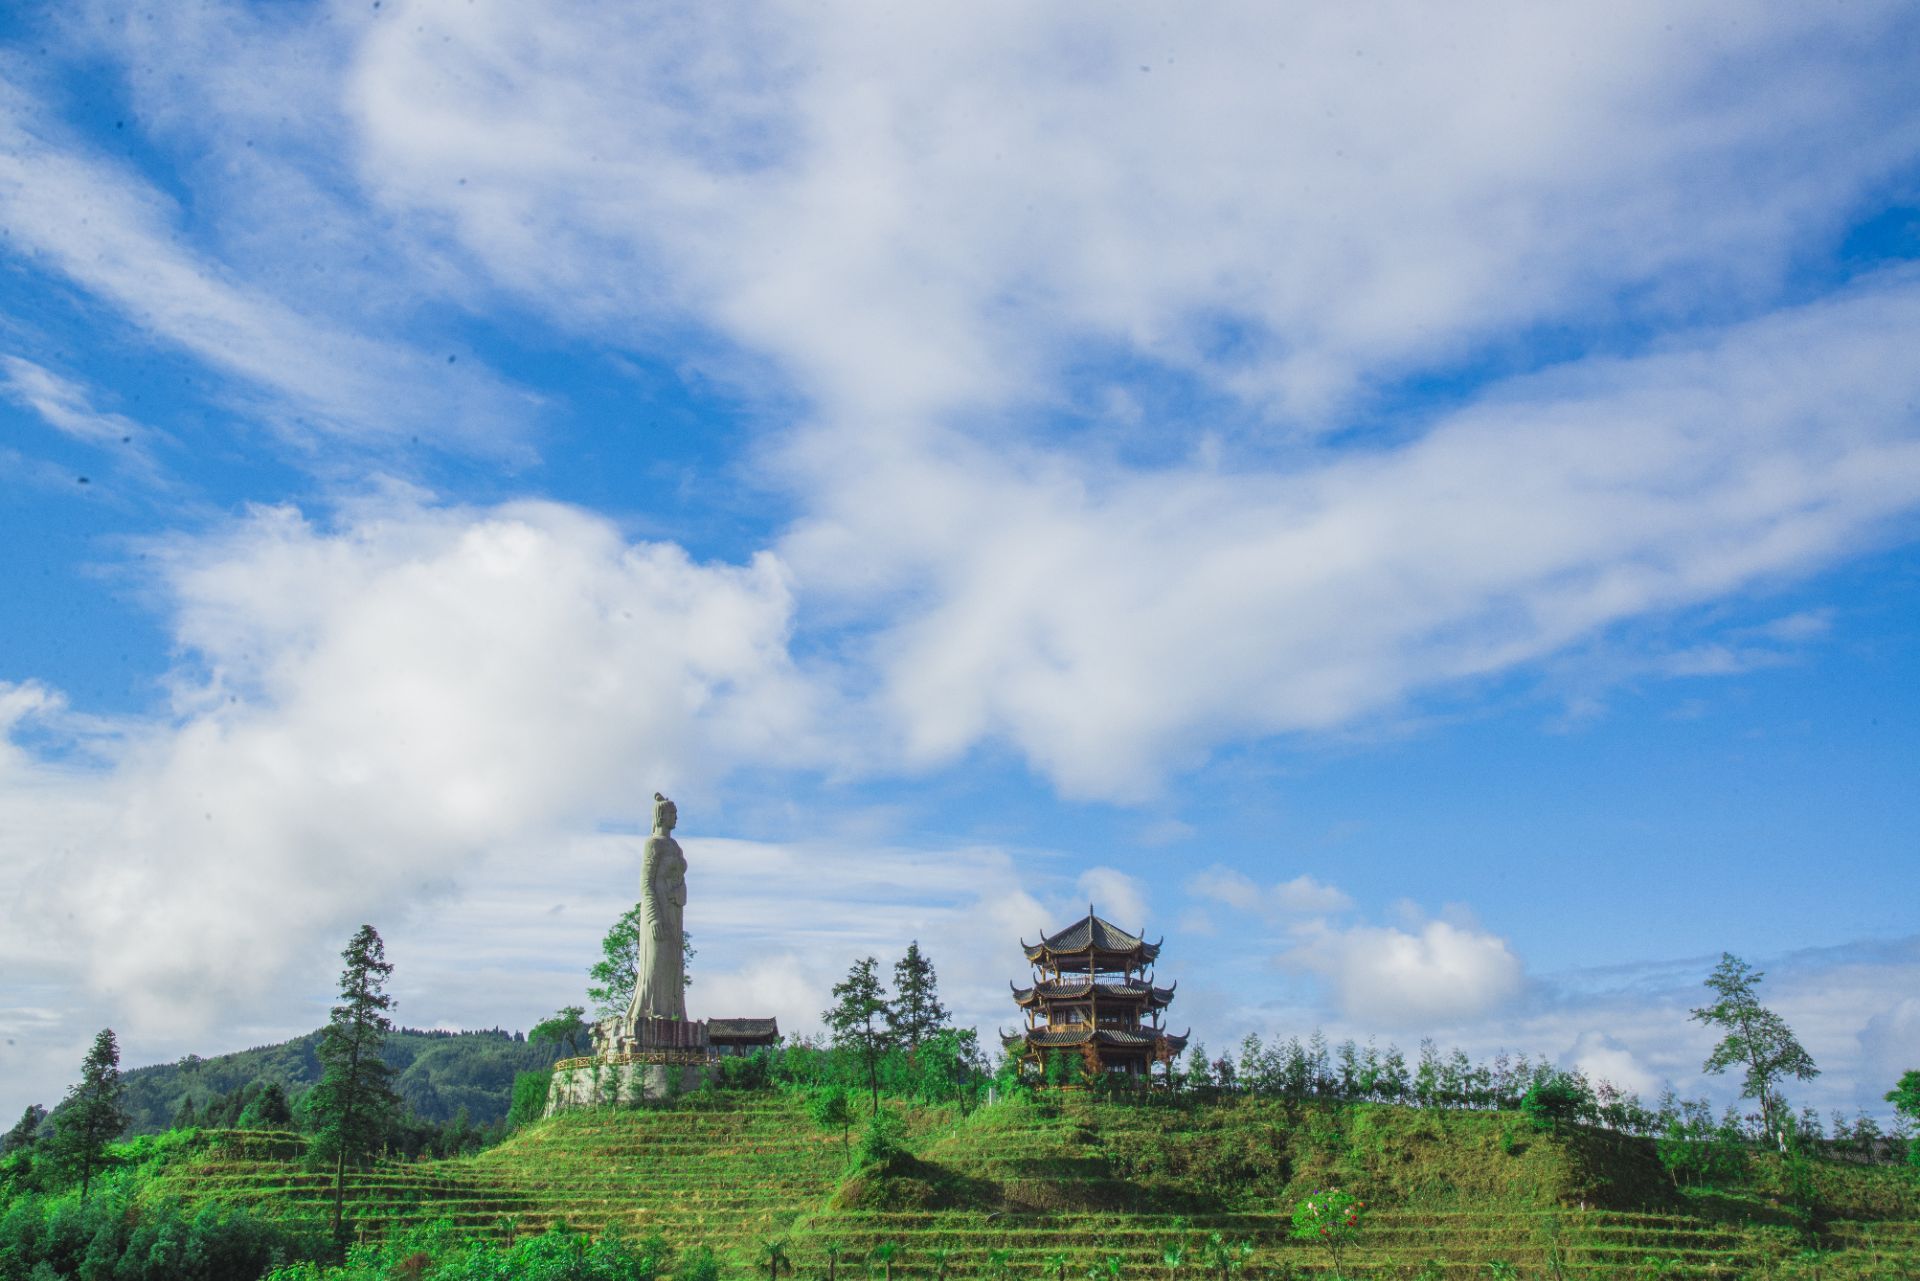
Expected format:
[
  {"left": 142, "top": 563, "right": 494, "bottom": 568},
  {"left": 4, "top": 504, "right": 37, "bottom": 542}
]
[{"left": 1289, "top": 1188, "right": 1365, "bottom": 1279}]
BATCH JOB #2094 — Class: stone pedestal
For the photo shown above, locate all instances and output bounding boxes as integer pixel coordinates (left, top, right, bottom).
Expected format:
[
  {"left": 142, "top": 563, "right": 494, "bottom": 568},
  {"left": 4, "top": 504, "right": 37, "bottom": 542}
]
[{"left": 544, "top": 1059, "right": 711, "bottom": 1114}]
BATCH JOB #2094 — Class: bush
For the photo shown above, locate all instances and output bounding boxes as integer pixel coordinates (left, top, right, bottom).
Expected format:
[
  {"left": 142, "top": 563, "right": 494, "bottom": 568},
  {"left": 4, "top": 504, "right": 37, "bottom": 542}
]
[
  {"left": 0, "top": 1187, "right": 327, "bottom": 1281},
  {"left": 855, "top": 1108, "right": 910, "bottom": 1171},
  {"left": 1519, "top": 1074, "right": 1593, "bottom": 1133},
  {"left": 507, "top": 1070, "right": 554, "bottom": 1131},
  {"left": 1656, "top": 1113, "right": 1749, "bottom": 1187}
]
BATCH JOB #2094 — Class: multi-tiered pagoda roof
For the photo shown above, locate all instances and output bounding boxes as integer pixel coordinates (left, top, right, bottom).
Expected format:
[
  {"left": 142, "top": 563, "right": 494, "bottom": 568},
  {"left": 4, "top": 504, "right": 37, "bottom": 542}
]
[{"left": 1003, "top": 908, "right": 1188, "bottom": 1078}]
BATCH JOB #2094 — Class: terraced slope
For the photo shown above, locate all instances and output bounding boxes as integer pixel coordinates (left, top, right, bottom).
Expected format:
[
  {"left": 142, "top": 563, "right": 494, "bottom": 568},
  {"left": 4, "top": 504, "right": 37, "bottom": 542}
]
[
  {"left": 155, "top": 1094, "right": 1920, "bottom": 1278},
  {"left": 158, "top": 1097, "right": 843, "bottom": 1247}
]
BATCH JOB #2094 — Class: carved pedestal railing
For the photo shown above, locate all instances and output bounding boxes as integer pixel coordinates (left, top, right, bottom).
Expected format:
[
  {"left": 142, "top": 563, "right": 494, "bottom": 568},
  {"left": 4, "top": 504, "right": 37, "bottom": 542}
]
[{"left": 553, "top": 1048, "right": 711, "bottom": 1071}]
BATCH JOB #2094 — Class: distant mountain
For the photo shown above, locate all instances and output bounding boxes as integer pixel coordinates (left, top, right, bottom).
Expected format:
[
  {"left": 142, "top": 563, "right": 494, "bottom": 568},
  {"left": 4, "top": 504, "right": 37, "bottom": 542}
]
[{"left": 106, "top": 1028, "right": 568, "bottom": 1134}]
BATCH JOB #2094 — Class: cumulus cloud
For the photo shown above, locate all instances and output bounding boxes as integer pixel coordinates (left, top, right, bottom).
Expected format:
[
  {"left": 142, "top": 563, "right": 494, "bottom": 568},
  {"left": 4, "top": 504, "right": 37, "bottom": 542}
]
[
  {"left": 1282, "top": 912, "right": 1526, "bottom": 1026},
  {"left": 0, "top": 495, "right": 816, "bottom": 1043},
  {"left": 1565, "top": 1030, "right": 1661, "bottom": 1099},
  {"left": 1075, "top": 866, "right": 1148, "bottom": 929}
]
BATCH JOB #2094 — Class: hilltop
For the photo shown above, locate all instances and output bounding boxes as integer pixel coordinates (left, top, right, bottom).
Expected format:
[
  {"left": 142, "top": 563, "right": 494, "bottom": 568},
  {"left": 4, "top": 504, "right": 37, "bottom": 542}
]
[{"left": 128, "top": 1090, "right": 1919, "bottom": 1278}]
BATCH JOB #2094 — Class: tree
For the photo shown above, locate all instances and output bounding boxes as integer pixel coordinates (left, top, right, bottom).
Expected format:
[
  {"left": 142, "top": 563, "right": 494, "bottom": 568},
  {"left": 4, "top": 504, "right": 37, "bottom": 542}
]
[
  {"left": 307, "top": 924, "right": 403, "bottom": 1238},
  {"left": 530, "top": 1005, "right": 593, "bottom": 1057},
  {"left": 1520, "top": 1073, "right": 1594, "bottom": 1134},
  {"left": 887, "top": 941, "right": 950, "bottom": 1049},
  {"left": 807, "top": 1086, "right": 854, "bottom": 1153},
  {"left": 823, "top": 956, "right": 889, "bottom": 1115},
  {"left": 1689, "top": 953, "right": 1818, "bottom": 1145},
  {"left": 761, "top": 1237, "right": 792, "bottom": 1281},
  {"left": 587, "top": 904, "right": 644, "bottom": 1018},
  {"left": 237, "top": 1081, "right": 294, "bottom": 1129},
  {"left": 51, "top": 1029, "right": 129, "bottom": 1200},
  {"left": 1, "top": 1104, "right": 46, "bottom": 1156},
  {"left": 1886, "top": 1070, "right": 1920, "bottom": 1170}
]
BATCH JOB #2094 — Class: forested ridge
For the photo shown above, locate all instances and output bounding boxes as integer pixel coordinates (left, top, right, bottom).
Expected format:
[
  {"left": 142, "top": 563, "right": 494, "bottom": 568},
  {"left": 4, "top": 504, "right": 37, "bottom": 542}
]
[{"left": 68, "top": 1028, "right": 564, "bottom": 1136}]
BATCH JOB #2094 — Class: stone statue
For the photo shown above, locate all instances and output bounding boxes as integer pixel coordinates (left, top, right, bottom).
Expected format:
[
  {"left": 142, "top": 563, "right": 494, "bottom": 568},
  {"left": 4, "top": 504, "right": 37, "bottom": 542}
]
[{"left": 628, "top": 792, "right": 687, "bottom": 1022}]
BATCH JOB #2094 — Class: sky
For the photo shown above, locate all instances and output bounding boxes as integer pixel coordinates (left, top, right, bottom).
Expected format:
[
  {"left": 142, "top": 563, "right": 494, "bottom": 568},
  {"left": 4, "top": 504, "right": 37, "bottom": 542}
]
[{"left": 2, "top": 2, "right": 1918, "bottom": 1127}]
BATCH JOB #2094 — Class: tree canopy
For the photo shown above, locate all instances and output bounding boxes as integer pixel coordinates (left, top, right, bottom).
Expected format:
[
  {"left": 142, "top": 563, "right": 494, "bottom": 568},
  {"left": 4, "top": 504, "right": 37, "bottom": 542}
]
[
  {"left": 530, "top": 1005, "right": 593, "bottom": 1058},
  {"left": 52, "top": 1029, "right": 129, "bottom": 1200},
  {"left": 1689, "top": 952, "right": 1817, "bottom": 1145},
  {"left": 307, "top": 924, "right": 403, "bottom": 1236},
  {"left": 823, "top": 956, "right": 889, "bottom": 1115},
  {"left": 887, "top": 941, "right": 951, "bottom": 1049}
]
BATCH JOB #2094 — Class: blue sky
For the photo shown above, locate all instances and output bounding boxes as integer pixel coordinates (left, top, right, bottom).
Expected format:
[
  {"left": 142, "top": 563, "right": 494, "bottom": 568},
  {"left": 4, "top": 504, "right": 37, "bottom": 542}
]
[{"left": 3, "top": 2, "right": 1919, "bottom": 1126}]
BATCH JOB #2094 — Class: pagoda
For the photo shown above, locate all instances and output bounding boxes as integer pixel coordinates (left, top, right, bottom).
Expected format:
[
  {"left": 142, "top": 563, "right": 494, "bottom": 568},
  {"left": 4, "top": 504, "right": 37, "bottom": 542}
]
[{"left": 1004, "top": 908, "right": 1188, "bottom": 1078}]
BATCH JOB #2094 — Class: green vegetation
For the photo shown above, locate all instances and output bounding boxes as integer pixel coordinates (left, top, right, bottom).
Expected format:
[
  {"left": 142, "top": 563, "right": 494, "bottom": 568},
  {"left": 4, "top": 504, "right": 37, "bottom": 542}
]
[
  {"left": 532, "top": 1007, "right": 594, "bottom": 1059},
  {"left": 1690, "top": 953, "right": 1819, "bottom": 1147},
  {"left": 49, "top": 1029, "right": 129, "bottom": 1201},
  {"left": 8, "top": 943, "right": 1913, "bottom": 1277},
  {"left": 308, "top": 925, "right": 405, "bottom": 1237},
  {"left": 55, "top": 1028, "right": 562, "bottom": 1138},
  {"left": 823, "top": 958, "right": 892, "bottom": 1116},
  {"left": 1, "top": 1084, "right": 1901, "bottom": 1279}
]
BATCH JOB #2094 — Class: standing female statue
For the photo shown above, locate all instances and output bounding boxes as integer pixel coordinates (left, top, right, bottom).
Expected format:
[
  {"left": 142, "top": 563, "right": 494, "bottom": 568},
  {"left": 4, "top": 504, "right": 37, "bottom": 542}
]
[{"left": 629, "top": 792, "right": 687, "bottom": 1022}]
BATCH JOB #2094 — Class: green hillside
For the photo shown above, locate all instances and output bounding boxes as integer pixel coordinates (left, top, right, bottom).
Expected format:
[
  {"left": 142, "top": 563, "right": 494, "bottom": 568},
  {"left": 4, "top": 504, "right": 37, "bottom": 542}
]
[
  {"left": 140, "top": 1091, "right": 1919, "bottom": 1278},
  {"left": 93, "top": 1028, "right": 563, "bottom": 1134}
]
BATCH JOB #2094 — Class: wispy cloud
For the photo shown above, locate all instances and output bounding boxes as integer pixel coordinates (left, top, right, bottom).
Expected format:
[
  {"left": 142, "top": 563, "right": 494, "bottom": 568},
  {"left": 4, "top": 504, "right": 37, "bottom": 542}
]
[{"left": 0, "top": 82, "right": 536, "bottom": 455}]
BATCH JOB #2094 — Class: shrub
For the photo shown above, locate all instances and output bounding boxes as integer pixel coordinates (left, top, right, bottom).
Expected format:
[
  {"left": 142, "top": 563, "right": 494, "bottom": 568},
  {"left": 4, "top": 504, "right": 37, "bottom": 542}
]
[
  {"left": 1289, "top": 1189, "right": 1362, "bottom": 1280},
  {"left": 506, "top": 1069, "right": 554, "bottom": 1131},
  {"left": 855, "top": 1108, "right": 910, "bottom": 1171},
  {"left": 1519, "top": 1074, "right": 1593, "bottom": 1133}
]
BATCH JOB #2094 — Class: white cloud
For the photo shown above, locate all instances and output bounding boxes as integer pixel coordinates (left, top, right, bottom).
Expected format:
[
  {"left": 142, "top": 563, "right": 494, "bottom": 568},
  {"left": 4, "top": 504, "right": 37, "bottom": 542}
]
[
  {"left": 0, "top": 83, "right": 533, "bottom": 453},
  {"left": 0, "top": 496, "right": 817, "bottom": 1044},
  {"left": 0, "top": 356, "right": 142, "bottom": 448},
  {"left": 1282, "top": 913, "right": 1526, "bottom": 1026},
  {"left": 343, "top": 3, "right": 1920, "bottom": 423},
  {"left": 1189, "top": 865, "right": 1355, "bottom": 920},
  {"left": 1858, "top": 997, "right": 1920, "bottom": 1095},
  {"left": 789, "top": 274, "right": 1920, "bottom": 796},
  {"left": 1075, "top": 866, "right": 1148, "bottom": 931},
  {"left": 1565, "top": 1030, "right": 1661, "bottom": 1099},
  {"left": 12, "top": 4, "right": 1920, "bottom": 803}
]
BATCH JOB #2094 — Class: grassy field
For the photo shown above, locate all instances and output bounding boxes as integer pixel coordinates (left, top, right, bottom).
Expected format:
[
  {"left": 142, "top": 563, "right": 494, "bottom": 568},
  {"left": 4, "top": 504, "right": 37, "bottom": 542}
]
[{"left": 149, "top": 1092, "right": 1920, "bottom": 1279}]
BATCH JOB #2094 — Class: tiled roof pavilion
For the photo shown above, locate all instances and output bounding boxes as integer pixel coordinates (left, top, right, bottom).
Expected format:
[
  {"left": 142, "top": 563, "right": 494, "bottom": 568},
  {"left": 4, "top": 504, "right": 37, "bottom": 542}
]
[{"left": 1005, "top": 907, "right": 1188, "bottom": 1078}]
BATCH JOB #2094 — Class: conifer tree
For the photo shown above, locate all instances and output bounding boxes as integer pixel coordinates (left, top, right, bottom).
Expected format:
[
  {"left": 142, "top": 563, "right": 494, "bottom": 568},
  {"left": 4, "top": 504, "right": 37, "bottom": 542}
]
[
  {"left": 887, "top": 941, "right": 950, "bottom": 1049},
  {"left": 2, "top": 1103, "right": 47, "bottom": 1155},
  {"left": 52, "top": 1029, "right": 129, "bottom": 1200},
  {"left": 308, "top": 924, "right": 403, "bottom": 1237},
  {"left": 824, "top": 956, "right": 889, "bottom": 1115}
]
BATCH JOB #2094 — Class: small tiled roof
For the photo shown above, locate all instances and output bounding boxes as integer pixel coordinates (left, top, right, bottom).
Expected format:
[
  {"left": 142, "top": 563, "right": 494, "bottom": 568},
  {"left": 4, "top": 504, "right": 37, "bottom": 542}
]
[
  {"left": 999, "top": 1027, "right": 1192, "bottom": 1055},
  {"left": 1020, "top": 1027, "right": 1173, "bottom": 1048},
  {"left": 706, "top": 1017, "right": 779, "bottom": 1042},
  {"left": 1011, "top": 979, "right": 1177, "bottom": 1009},
  {"left": 1021, "top": 910, "right": 1162, "bottom": 963}
]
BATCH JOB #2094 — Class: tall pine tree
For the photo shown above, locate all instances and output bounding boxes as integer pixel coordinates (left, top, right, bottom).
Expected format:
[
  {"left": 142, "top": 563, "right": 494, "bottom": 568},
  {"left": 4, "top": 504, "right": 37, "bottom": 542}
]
[
  {"left": 52, "top": 1029, "right": 129, "bottom": 1200},
  {"left": 823, "top": 956, "right": 889, "bottom": 1116},
  {"left": 308, "top": 924, "right": 403, "bottom": 1237},
  {"left": 887, "top": 941, "right": 950, "bottom": 1049}
]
